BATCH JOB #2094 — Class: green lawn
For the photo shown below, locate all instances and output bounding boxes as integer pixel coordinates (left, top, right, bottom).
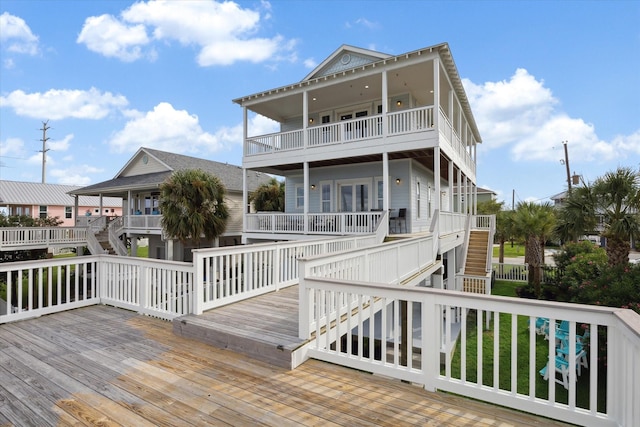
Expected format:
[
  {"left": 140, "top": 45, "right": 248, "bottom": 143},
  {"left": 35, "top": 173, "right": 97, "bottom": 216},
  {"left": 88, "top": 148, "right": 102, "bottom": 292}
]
[
  {"left": 134, "top": 245, "right": 149, "bottom": 258},
  {"left": 446, "top": 280, "right": 606, "bottom": 411},
  {"left": 492, "top": 244, "right": 525, "bottom": 258}
]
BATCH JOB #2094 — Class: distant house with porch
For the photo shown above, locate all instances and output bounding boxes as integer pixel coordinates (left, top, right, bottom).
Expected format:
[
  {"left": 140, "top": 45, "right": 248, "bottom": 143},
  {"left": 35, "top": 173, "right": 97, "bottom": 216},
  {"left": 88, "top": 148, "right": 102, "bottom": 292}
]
[
  {"left": 70, "top": 147, "right": 271, "bottom": 261},
  {"left": 0, "top": 180, "right": 122, "bottom": 227}
]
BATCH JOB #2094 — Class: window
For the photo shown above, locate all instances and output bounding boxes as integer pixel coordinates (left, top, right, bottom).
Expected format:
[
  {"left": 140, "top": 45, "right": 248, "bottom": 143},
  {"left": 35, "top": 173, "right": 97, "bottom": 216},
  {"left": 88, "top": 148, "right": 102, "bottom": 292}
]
[
  {"left": 320, "top": 182, "right": 332, "bottom": 212},
  {"left": 39, "top": 205, "right": 47, "bottom": 219},
  {"left": 416, "top": 181, "right": 421, "bottom": 219},
  {"left": 65, "top": 206, "right": 73, "bottom": 219},
  {"left": 375, "top": 179, "right": 384, "bottom": 210},
  {"left": 295, "top": 185, "right": 304, "bottom": 209}
]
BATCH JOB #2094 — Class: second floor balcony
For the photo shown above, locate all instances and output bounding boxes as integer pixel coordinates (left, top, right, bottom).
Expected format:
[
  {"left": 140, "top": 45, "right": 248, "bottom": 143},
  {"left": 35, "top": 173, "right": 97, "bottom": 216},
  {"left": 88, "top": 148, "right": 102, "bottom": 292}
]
[{"left": 244, "top": 106, "right": 476, "bottom": 178}]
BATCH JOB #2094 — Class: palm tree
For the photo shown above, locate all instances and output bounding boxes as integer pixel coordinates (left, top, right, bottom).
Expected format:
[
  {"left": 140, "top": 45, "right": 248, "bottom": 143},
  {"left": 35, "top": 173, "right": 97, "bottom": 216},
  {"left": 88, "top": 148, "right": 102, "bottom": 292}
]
[
  {"left": 250, "top": 178, "right": 284, "bottom": 212},
  {"left": 556, "top": 167, "right": 640, "bottom": 266},
  {"left": 159, "top": 169, "right": 229, "bottom": 248},
  {"left": 495, "top": 209, "right": 515, "bottom": 264},
  {"left": 513, "top": 201, "right": 556, "bottom": 295}
]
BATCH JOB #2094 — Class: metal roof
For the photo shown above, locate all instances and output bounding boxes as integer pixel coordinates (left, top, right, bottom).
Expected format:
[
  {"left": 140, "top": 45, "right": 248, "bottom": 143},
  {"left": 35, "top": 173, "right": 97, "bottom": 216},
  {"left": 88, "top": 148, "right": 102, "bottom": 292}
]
[
  {"left": 70, "top": 147, "right": 271, "bottom": 197},
  {"left": 0, "top": 180, "right": 122, "bottom": 207}
]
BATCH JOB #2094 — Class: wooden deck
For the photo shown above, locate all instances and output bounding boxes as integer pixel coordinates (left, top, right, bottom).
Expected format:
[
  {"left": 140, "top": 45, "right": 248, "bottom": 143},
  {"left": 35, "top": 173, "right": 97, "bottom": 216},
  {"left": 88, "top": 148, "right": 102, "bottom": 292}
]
[
  {"left": 173, "top": 285, "right": 307, "bottom": 369},
  {"left": 0, "top": 305, "right": 571, "bottom": 426}
]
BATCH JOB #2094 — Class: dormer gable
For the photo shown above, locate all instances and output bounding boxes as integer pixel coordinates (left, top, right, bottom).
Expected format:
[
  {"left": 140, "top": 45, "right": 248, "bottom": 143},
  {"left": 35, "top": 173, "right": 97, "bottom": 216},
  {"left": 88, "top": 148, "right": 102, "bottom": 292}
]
[
  {"left": 116, "top": 148, "right": 172, "bottom": 178},
  {"left": 302, "top": 45, "right": 391, "bottom": 81}
]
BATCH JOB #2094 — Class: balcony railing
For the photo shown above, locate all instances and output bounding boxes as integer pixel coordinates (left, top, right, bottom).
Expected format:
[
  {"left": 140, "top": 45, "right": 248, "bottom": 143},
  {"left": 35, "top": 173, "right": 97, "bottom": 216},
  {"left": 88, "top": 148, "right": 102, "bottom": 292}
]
[
  {"left": 126, "top": 214, "right": 163, "bottom": 230},
  {"left": 0, "top": 227, "right": 89, "bottom": 250},
  {"left": 246, "top": 106, "right": 436, "bottom": 154},
  {"left": 246, "top": 211, "right": 385, "bottom": 235}
]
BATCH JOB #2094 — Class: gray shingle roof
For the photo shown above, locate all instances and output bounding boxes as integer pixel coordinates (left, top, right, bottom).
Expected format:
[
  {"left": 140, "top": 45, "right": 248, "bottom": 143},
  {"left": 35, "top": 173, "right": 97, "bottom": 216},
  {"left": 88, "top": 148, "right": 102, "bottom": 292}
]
[
  {"left": 70, "top": 147, "right": 271, "bottom": 197},
  {"left": 0, "top": 180, "right": 122, "bottom": 207}
]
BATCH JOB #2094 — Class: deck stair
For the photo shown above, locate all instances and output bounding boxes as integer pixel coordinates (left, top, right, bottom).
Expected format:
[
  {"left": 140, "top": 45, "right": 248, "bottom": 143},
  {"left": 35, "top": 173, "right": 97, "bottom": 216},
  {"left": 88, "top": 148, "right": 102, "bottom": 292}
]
[
  {"left": 173, "top": 286, "right": 310, "bottom": 369},
  {"left": 95, "top": 229, "right": 117, "bottom": 255},
  {"left": 462, "top": 230, "right": 491, "bottom": 292}
]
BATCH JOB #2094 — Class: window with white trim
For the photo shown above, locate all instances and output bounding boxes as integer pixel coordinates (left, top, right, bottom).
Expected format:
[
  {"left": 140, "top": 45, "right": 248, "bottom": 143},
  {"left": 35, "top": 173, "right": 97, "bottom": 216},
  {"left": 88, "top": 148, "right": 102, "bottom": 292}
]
[
  {"left": 39, "top": 205, "right": 47, "bottom": 219},
  {"left": 65, "top": 206, "right": 73, "bottom": 219},
  {"left": 295, "top": 185, "right": 304, "bottom": 209},
  {"left": 416, "top": 181, "right": 421, "bottom": 219}
]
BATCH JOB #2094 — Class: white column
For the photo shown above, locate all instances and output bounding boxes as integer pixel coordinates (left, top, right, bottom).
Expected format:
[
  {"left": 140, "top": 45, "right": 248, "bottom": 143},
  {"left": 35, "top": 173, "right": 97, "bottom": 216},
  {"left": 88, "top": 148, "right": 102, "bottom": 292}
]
[
  {"left": 74, "top": 195, "right": 79, "bottom": 224},
  {"left": 447, "top": 249, "right": 456, "bottom": 290},
  {"left": 242, "top": 167, "right": 251, "bottom": 233},
  {"left": 382, "top": 70, "right": 388, "bottom": 136},
  {"left": 448, "top": 159, "right": 454, "bottom": 213},
  {"left": 303, "top": 161, "right": 309, "bottom": 234},
  {"left": 99, "top": 194, "right": 103, "bottom": 217},
  {"left": 457, "top": 169, "right": 462, "bottom": 213},
  {"left": 242, "top": 106, "right": 248, "bottom": 154},
  {"left": 382, "top": 152, "right": 389, "bottom": 211},
  {"left": 434, "top": 147, "right": 441, "bottom": 214},
  {"left": 433, "top": 58, "right": 440, "bottom": 132},
  {"left": 303, "top": 91, "right": 309, "bottom": 148}
]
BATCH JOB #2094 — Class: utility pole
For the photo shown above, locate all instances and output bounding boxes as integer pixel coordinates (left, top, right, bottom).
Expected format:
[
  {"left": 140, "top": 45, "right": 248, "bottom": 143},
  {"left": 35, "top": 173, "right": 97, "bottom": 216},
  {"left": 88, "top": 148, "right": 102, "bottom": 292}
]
[
  {"left": 39, "top": 120, "right": 51, "bottom": 183},
  {"left": 562, "top": 140, "right": 571, "bottom": 193}
]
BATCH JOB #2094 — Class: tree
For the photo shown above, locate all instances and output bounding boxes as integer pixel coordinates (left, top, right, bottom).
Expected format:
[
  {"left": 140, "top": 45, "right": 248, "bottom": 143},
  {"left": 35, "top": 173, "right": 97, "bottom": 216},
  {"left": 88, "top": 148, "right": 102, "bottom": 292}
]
[
  {"left": 513, "top": 201, "right": 556, "bottom": 296},
  {"left": 159, "top": 169, "right": 229, "bottom": 248},
  {"left": 556, "top": 167, "right": 640, "bottom": 266},
  {"left": 250, "top": 178, "right": 284, "bottom": 212},
  {"left": 494, "top": 209, "right": 515, "bottom": 264},
  {"left": 476, "top": 198, "right": 503, "bottom": 216}
]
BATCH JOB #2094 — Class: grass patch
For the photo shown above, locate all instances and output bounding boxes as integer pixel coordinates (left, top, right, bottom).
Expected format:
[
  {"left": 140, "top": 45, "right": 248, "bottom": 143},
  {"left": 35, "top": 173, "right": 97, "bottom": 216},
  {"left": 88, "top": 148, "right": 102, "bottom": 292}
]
[
  {"left": 446, "top": 280, "right": 606, "bottom": 411},
  {"left": 492, "top": 244, "right": 525, "bottom": 258}
]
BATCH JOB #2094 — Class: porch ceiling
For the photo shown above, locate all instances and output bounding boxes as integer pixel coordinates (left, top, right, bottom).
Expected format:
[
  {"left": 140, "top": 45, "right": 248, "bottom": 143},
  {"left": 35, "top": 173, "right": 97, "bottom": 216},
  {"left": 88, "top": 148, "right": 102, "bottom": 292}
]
[
  {"left": 243, "top": 60, "right": 435, "bottom": 123},
  {"left": 252, "top": 150, "right": 459, "bottom": 183}
]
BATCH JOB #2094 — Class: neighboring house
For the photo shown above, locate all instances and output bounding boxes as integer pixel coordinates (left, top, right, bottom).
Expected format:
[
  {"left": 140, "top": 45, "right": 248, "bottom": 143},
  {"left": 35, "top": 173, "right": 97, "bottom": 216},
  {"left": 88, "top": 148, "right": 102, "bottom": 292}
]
[
  {"left": 70, "top": 147, "right": 271, "bottom": 261},
  {"left": 0, "top": 180, "right": 122, "bottom": 227},
  {"left": 234, "top": 43, "right": 482, "bottom": 243},
  {"left": 550, "top": 190, "right": 568, "bottom": 208},
  {"left": 476, "top": 187, "right": 497, "bottom": 205}
]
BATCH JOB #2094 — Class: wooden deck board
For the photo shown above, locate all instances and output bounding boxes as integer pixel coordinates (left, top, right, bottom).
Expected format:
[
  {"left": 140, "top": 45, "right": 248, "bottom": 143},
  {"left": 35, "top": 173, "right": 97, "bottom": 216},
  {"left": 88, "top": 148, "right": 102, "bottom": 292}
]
[{"left": 0, "top": 305, "right": 571, "bottom": 426}]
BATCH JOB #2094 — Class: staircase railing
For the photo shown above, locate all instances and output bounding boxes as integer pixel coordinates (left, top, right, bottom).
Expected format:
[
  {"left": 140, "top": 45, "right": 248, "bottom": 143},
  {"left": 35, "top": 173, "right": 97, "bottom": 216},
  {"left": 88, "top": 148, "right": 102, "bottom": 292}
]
[
  {"left": 86, "top": 231, "right": 107, "bottom": 255},
  {"left": 108, "top": 217, "right": 128, "bottom": 256}
]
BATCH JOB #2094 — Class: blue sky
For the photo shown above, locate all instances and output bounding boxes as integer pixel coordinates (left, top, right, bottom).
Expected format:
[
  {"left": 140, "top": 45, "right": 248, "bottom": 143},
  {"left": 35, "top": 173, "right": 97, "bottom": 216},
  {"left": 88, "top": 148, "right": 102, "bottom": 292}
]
[{"left": 1, "top": 0, "right": 639, "bottom": 206}]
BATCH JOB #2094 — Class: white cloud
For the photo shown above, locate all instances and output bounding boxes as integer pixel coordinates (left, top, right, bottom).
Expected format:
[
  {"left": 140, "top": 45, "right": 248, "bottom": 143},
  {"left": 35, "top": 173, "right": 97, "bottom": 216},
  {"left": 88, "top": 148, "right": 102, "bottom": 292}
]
[
  {"left": 303, "top": 58, "right": 317, "bottom": 69},
  {"left": 77, "top": 0, "right": 292, "bottom": 66},
  {"left": 77, "top": 14, "right": 150, "bottom": 62},
  {"left": 0, "top": 12, "right": 39, "bottom": 55},
  {"left": 50, "top": 164, "right": 104, "bottom": 186},
  {"left": 464, "top": 68, "right": 640, "bottom": 164},
  {"left": 0, "top": 137, "right": 26, "bottom": 157},
  {"left": 248, "top": 113, "right": 279, "bottom": 137},
  {"left": 48, "top": 134, "right": 74, "bottom": 152},
  {"left": 108, "top": 102, "right": 225, "bottom": 153},
  {"left": 0, "top": 87, "right": 128, "bottom": 120}
]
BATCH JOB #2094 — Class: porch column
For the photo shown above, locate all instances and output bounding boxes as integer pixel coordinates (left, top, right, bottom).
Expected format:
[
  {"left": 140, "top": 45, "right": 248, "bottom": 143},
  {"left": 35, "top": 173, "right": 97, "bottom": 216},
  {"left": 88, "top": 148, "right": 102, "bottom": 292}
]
[
  {"left": 448, "top": 90, "right": 454, "bottom": 127},
  {"left": 434, "top": 147, "right": 441, "bottom": 215},
  {"left": 447, "top": 249, "right": 456, "bottom": 290},
  {"left": 381, "top": 70, "right": 388, "bottom": 136},
  {"left": 303, "top": 161, "right": 309, "bottom": 234},
  {"left": 448, "top": 160, "right": 454, "bottom": 213},
  {"left": 382, "top": 152, "right": 389, "bottom": 212},
  {"left": 433, "top": 57, "right": 440, "bottom": 132},
  {"left": 303, "top": 91, "right": 309, "bottom": 148},
  {"left": 242, "top": 168, "right": 248, "bottom": 233},
  {"left": 242, "top": 106, "right": 248, "bottom": 153},
  {"left": 166, "top": 239, "right": 173, "bottom": 261},
  {"left": 74, "top": 195, "right": 79, "bottom": 224},
  {"left": 131, "top": 235, "right": 138, "bottom": 257},
  {"left": 127, "top": 190, "right": 132, "bottom": 229},
  {"left": 473, "top": 183, "right": 478, "bottom": 215},
  {"left": 99, "top": 194, "right": 103, "bottom": 217},
  {"left": 457, "top": 169, "right": 462, "bottom": 213}
]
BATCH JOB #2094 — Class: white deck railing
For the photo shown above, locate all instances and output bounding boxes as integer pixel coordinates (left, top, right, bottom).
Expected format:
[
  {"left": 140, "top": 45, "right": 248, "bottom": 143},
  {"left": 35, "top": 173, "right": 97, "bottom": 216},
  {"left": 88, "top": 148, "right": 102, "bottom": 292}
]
[
  {"left": 438, "top": 211, "right": 467, "bottom": 235},
  {"left": 192, "top": 234, "right": 381, "bottom": 314},
  {"left": 246, "top": 211, "right": 385, "bottom": 235},
  {"left": 0, "top": 255, "right": 194, "bottom": 322},
  {"left": 126, "top": 214, "right": 162, "bottom": 230},
  {"left": 299, "top": 234, "right": 437, "bottom": 338},
  {"left": 0, "top": 227, "right": 89, "bottom": 250},
  {"left": 244, "top": 106, "right": 475, "bottom": 167},
  {"left": 299, "top": 277, "right": 640, "bottom": 427}
]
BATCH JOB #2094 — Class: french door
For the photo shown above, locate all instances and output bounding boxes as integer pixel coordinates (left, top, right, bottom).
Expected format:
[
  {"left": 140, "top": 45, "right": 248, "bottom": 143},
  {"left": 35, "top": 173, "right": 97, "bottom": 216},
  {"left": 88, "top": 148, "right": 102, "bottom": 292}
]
[{"left": 338, "top": 181, "right": 369, "bottom": 212}]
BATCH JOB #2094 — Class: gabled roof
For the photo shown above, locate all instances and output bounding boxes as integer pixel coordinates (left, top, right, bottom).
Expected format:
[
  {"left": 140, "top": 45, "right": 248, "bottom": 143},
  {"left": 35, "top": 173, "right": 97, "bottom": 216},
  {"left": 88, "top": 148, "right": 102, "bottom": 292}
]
[
  {"left": 232, "top": 42, "right": 481, "bottom": 143},
  {"left": 70, "top": 147, "right": 271, "bottom": 197},
  {"left": 0, "top": 180, "right": 121, "bottom": 207},
  {"left": 302, "top": 45, "right": 391, "bottom": 81}
]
